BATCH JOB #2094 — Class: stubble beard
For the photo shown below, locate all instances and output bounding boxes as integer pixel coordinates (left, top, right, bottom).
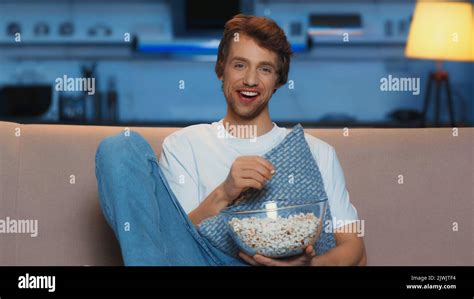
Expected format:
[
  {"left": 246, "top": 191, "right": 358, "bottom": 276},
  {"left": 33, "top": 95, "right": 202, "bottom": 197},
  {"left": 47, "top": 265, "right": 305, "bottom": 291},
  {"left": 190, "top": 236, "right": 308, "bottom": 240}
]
[{"left": 222, "top": 81, "right": 270, "bottom": 121}]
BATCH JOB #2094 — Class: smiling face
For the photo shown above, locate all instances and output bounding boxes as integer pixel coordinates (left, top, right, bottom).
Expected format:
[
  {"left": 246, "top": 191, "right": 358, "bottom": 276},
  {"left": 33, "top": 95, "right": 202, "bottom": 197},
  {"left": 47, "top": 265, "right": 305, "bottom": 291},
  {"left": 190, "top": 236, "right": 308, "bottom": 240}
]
[{"left": 219, "top": 33, "right": 282, "bottom": 121}]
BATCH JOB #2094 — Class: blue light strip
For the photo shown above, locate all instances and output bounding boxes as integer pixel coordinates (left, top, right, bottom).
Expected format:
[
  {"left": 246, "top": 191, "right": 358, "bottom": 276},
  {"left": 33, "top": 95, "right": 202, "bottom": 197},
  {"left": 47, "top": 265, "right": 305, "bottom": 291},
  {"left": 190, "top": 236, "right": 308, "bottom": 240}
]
[{"left": 137, "top": 43, "right": 306, "bottom": 54}]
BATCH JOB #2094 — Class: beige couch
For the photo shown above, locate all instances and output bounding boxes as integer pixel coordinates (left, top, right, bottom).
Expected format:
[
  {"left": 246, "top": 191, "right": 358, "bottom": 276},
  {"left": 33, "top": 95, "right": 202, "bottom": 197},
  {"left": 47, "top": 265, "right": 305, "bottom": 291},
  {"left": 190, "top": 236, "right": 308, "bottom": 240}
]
[{"left": 0, "top": 121, "right": 472, "bottom": 266}]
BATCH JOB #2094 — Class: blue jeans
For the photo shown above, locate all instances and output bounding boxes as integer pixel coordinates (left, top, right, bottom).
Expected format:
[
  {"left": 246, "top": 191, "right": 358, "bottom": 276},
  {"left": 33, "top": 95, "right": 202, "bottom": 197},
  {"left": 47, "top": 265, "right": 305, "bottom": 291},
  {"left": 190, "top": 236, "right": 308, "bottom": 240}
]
[{"left": 95, "top": 131, "right": 247, "bottom": 266}]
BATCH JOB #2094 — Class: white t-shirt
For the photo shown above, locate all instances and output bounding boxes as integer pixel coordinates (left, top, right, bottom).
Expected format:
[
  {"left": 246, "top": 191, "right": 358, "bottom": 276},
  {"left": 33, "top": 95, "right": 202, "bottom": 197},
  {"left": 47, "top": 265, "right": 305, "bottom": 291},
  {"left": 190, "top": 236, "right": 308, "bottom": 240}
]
[{"left": 158, "top": 119, "right": 358, "bottom": 229}]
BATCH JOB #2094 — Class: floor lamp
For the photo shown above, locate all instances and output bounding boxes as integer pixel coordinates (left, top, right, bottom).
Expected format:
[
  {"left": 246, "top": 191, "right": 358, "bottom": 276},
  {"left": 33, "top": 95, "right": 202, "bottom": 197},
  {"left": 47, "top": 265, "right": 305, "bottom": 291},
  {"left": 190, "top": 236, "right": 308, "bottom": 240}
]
[{"left": 405, "top": 0, "right": 474, "bottom": 127}]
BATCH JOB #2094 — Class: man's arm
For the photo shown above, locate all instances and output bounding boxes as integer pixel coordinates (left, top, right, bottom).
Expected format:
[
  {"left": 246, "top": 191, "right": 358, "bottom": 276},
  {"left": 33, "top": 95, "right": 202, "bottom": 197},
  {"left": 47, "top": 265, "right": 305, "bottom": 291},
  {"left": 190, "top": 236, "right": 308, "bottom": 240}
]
[
  {"left": 160, "top": 134, "right": 228, "bottom": 226},
  {"left": 188, "top": 183, "right": 228, "bottom": 226},
  {"left": 188, "top": 156, "right": 275, "bottom": 226},
  {"left": 311, "top": 223, "right": 367, "bottom": 266}
]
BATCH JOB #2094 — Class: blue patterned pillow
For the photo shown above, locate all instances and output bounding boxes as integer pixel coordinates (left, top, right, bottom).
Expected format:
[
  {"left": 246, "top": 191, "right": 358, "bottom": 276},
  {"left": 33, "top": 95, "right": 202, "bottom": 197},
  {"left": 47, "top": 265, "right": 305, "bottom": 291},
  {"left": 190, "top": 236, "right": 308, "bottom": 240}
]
[{"left": 199, "top": 124, "right": 336, "bottom": 257}]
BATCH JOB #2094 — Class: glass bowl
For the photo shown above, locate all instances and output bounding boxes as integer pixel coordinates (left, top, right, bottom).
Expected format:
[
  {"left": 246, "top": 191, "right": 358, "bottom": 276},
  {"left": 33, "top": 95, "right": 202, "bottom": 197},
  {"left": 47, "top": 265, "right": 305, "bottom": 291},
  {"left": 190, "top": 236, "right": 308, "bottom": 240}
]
[{"left": 221, "top": 200, "right": 327, "bottom": 258}]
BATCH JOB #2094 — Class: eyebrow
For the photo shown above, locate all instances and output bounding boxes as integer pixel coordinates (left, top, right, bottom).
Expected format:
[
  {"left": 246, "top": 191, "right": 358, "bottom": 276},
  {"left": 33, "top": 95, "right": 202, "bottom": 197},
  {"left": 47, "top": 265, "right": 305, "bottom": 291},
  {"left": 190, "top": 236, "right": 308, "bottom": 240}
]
[{"left": 230, "top": 56, "right": 277, "bottom": 70}]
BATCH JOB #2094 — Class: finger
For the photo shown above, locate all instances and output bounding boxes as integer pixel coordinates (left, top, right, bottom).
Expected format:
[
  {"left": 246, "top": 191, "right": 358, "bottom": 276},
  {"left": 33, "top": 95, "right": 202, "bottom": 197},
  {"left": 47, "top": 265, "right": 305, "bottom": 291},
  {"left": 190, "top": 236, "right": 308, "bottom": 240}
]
[
  {"left": 253, "top": 254, "right": 287, "bottom": 266},
  {"left": 244, "top": 156, "right": 275, "bottom": 174},
  {"left": 300, "top": 245, "right": 316, "bottom": 261},
  {"left": 265, "top": 248, "right": 314, "bottom": 266},
  {"left": 305, "top": 245, "right": 315, "bottom": 256},
  {"left": 241, "top": 162, "right": 273, "bottom": 181},
  {"left": 238, "top": 252, "right": 261, "bottom": 266},
  {"left": 280, "top": 254, "right": 309, "bottom": 265},
  {"left": 239, "top": 178, "right": 264, "bottom": 190},
  {"left": 252, "top": 157, "right": 275, "bottom": 174},
  {"left": 240, "top": 169, "right": 267, "bottom": 184}
]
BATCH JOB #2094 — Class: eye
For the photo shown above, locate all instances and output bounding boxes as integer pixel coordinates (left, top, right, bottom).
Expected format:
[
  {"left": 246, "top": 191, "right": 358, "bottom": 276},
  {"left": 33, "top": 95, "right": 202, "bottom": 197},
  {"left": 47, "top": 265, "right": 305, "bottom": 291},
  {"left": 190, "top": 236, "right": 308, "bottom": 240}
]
[
  {"left": 234, "top": 63, "right": 245, "bottom": 70},
  {"left": 260, "top": 66, "right": 273, "bottom": 74}
]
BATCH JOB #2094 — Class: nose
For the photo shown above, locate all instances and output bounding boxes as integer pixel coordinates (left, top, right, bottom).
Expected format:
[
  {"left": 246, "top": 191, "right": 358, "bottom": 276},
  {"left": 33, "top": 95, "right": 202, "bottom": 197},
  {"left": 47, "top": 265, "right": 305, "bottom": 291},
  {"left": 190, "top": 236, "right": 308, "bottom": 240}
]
[{"left": 243, "top": 68, "right": 259, "bottom": 87}]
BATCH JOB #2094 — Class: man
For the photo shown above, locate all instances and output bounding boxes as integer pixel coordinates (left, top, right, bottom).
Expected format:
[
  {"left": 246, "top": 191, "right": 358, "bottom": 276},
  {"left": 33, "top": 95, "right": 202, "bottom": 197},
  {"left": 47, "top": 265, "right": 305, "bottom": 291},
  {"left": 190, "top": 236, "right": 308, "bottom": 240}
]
[{"left": 95, "top": 14, "right": 366, "bottom": 266}]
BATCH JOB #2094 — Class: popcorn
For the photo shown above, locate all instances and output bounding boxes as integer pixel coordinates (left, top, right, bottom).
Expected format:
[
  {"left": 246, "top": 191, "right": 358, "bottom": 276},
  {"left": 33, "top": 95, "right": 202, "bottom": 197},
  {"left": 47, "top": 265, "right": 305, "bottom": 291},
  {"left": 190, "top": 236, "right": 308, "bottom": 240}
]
[{"left": 229, "top": 212, "right": 320, "bottom": 257}]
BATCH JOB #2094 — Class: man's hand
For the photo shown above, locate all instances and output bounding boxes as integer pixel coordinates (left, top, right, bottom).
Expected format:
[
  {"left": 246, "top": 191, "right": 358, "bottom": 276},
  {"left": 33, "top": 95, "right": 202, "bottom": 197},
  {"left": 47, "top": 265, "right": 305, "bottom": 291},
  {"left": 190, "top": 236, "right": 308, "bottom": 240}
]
[
  {"left": 188, "top": 156, "right": 274, "bottom": 226},
  {"left": 221, "top": 156, "right": 275, "bottom": 204},
  {"left": 238, "top": 245, "right": 316, "bottom": 266}
]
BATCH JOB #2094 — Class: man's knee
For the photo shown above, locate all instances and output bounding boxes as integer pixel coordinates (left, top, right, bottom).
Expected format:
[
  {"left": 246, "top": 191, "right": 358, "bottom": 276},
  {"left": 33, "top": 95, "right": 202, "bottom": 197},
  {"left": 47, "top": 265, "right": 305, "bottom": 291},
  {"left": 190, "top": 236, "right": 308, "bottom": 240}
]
[
  {"left": 96, "top": 132, "right": 126, "bottom": 161},
  {"left": 95, "top": 130, "right": 153, "bottom": 169}
]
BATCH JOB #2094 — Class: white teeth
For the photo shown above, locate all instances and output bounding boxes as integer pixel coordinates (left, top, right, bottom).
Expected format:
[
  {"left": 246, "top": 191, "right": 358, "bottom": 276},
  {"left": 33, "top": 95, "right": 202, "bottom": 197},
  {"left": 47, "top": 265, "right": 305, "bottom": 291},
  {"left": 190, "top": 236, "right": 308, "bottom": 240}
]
[{"left": 240, "top": 91, "right": 258, "bottom": 96}]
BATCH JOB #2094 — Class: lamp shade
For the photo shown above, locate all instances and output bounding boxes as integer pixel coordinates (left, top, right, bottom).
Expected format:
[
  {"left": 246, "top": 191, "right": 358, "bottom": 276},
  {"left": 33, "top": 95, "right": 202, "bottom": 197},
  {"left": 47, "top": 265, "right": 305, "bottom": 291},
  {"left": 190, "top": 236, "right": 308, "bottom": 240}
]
[{"left": 405, "top": 1, "right": 474, "bottom": 62}]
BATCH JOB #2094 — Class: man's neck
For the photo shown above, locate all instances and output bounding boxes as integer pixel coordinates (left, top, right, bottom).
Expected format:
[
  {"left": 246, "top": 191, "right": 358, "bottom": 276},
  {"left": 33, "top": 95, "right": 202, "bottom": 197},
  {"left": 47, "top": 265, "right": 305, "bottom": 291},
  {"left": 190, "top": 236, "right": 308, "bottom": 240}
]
[{"left": 223, "top": 112, "right": 274, "bottom": 138}]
